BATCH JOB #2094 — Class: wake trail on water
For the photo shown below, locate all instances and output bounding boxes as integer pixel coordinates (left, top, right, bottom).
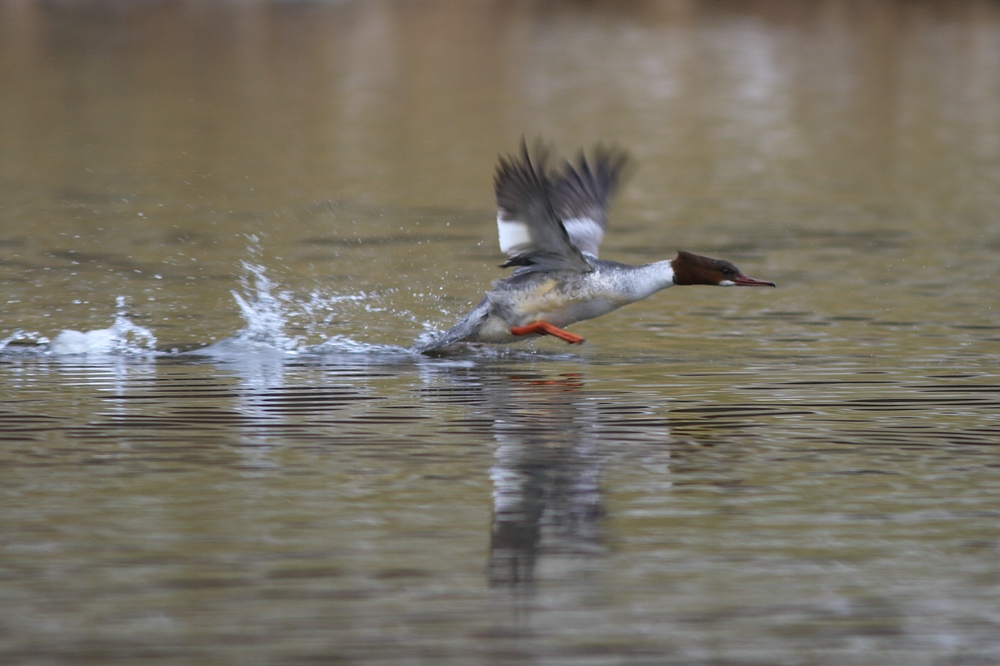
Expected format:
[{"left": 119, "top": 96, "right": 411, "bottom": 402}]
[{"left": 0, "top": 262, "right": 441, "bottom": 359}]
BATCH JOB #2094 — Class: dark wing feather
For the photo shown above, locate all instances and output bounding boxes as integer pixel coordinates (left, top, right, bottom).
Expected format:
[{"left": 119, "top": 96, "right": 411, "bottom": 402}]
[
  {"left": 548, "top": 144, "right": 631, "bottom": 258},
  {"left": 494, "top": 139, "right": 591, "bottom": 273}
]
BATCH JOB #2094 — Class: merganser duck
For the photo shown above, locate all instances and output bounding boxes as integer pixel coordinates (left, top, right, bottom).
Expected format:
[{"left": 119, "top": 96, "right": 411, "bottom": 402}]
[{"left": 415, "top": 140, "right": 775, "bottom": 353}]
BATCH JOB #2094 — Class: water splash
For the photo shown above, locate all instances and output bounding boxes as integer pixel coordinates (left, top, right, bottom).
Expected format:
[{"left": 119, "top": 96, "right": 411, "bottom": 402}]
[
  {"left": 49, "top": 296, "right": 158, "bottom": 356},
  {"left": 222, "top": 260, "right": 416, "bottom": 356},
  {"left": 0, "top": 329, "right": 50, "bottom": 354},
  {"left": 313, "top": 334, "right": 413, "bottom": 355},
  {"left": 230, "top": 261, "right": 302, "bottom": 352},
  {"left": 0, "top": 256, "right": 457, "bottom": 361}
]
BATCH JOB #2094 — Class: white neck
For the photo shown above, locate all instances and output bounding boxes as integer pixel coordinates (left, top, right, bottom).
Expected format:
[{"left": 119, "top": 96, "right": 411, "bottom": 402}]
[
  {"left": 602, "top": 260, "right": 675, "bottom": 303},
  {"left": 635, "top": 260, "right": 676, "bottom": 299}
]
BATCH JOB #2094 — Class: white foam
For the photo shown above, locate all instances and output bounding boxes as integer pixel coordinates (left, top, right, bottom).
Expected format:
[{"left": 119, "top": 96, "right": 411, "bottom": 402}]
[
  {"left": 50, "top": 328, "right": 118, "bottom": 355},
  {"left": 49, "top": 297, "right": 157, "bottom": 356}
]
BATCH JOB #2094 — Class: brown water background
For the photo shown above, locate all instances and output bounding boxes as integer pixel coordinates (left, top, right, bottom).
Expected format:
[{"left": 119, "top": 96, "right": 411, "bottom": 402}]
[{"left": 1, "top": 2, "right": 999, "bottom": 664}]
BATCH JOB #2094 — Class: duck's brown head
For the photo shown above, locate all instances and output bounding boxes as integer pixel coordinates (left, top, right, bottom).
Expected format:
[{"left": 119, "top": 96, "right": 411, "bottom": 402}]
[{"left": 672, "top": 250, "right": 775, "bottom": 287}]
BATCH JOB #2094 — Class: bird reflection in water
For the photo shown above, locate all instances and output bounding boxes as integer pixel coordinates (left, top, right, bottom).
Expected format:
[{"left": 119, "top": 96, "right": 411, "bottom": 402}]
[{"left": 487, "top": 373, "right": 607, "bottom": 588}]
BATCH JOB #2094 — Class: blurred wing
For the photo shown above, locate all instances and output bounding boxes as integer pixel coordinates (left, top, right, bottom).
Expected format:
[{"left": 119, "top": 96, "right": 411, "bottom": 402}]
[
  {"left": 495, "top": 140, "right": 591, "bottom": 273},
  {"left": 548, "top": 144, "right": 631, "bottom": 258}
]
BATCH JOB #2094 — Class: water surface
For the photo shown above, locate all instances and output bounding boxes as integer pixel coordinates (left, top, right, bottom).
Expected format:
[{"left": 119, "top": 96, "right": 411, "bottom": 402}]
[{"left": 1, "top": 1, "right": 999, "bottom": 664}]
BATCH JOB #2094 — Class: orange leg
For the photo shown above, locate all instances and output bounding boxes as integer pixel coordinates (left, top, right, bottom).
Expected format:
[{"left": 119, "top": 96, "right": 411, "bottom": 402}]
[{"left": 509, "top": 321, "right": 584, "bottom": 344}]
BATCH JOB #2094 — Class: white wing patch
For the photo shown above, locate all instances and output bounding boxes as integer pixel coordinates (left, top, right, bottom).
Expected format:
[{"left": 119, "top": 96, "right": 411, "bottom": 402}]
[
  {"left": 561, "top": 217, "right": 605, "bottom": 257},
  {"left": 497, "top": 213, "right": 533, "bottom": 254}
]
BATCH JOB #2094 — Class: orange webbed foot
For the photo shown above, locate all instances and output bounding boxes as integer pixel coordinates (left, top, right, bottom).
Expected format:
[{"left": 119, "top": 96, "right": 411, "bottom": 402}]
[{"left": 510, "top": 321, "right": 584, "bottom": 344}]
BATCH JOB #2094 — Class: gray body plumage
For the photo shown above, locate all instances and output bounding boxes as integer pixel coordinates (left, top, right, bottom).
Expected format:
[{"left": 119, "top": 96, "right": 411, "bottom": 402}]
[{"left": 414, "top": 256, "right": 676, "bottom": 352}]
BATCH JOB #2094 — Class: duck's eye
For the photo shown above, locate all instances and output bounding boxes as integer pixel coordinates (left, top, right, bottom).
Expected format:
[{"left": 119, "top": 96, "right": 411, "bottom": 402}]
[{"left": 721, "top": 266, "right": 736, "bottom": 277}]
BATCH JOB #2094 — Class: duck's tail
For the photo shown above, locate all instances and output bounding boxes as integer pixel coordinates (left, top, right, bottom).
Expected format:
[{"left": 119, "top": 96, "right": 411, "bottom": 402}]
[{"left": 410, "top": 297, "right": 491, "bottom": 354}]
